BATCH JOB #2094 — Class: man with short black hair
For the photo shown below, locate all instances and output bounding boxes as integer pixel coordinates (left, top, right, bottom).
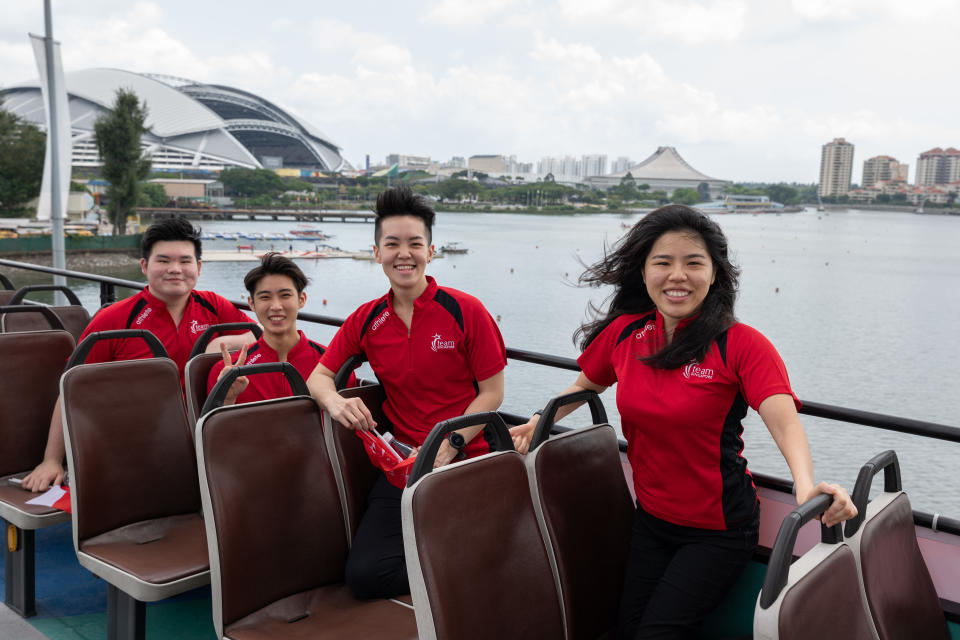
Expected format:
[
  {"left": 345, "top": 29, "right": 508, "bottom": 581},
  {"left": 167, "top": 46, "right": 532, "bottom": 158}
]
[
  {"left": 307, "top": 186, "right": 506, "bottom": 599},
  {"left": 208, "top": 252, "right": 355, "bottom": 405},
  {"left": 22, "top": 216, "right": 253, "bottom": 491}
]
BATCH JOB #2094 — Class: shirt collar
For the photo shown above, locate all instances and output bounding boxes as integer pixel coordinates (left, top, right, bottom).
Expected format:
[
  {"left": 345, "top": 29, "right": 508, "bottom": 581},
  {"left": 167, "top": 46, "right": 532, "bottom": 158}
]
[
  {"left": 387, "top": 275, "right": 438, "bottom": 310},
  {"left": 256, "top": 330, "right": 307, "bottom": 360}
]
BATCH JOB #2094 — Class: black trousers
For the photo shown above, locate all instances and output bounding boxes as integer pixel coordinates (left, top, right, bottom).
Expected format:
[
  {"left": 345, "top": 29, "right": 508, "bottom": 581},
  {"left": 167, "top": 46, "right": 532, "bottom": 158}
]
[
  {"left": 616, "top": 504, "right": 758, "bottom": 640},
  {"left": 344, "top": 473, "right": 410, "bottom": 599}
]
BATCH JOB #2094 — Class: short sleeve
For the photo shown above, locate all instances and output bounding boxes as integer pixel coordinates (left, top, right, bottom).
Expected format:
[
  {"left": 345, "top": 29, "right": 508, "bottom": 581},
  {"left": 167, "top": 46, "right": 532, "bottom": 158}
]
[
  {"left": 462, "top": 297, "right": 507, "bottom": 382},
  {"left": 76, "top": 304, "right": 119, "bottom": 364},
  {"left": 726, "top": 324, "right": 801, "bottom": 411},
  {"left": 319, "top": 306, "right": 366, "bottom": 375},
  {"left": 210, "top": 293, "right": 253, "bottom": 325},
  {"left": 576, "top": 321, "right": 620, "bottom": 388}
]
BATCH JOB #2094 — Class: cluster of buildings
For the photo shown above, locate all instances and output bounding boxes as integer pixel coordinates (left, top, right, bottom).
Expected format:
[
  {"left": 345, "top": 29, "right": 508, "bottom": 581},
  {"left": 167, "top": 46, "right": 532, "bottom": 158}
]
[{"left": 818, "top": 138, "right": 960, "bottom": 205}]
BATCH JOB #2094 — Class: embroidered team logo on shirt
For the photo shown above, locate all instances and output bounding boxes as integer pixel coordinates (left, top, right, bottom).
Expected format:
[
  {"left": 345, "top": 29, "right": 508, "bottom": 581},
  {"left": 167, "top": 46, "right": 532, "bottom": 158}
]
[
  {"left": 246, "top": 352, "right": 262, "bottom": 364},
  {"left": 431, "top": 333, "right": 456, "bottom": 352},
  {"left": 683, "top": 362, "right": 715, "bottom": 380},
  {"left": 135, "top": 306, "right": 153, "bottom": 325},
  {"left": 190, "top": 319, "right": 210, "bottom": 335}
]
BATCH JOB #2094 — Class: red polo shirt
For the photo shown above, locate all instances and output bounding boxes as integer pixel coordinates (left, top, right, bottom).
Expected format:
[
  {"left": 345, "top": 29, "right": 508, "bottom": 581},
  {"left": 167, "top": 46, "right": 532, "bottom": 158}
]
[
  {"left": 578, "top": 310, "right": 800, "bottom": 530},
  {"left": 321, "top": 276, "right": 506, "bottom": 457},
  {"left": 207, "top": 330, "right": 356, "bottom": 404},
  {"left": 78, "top": 287, "right": 251, "bottom": 378}
]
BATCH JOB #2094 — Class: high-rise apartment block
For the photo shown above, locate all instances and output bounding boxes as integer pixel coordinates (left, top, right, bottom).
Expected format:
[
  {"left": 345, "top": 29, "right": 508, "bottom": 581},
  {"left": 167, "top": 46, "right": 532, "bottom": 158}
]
[
  {"left": 819, "top": 138, "right": 855, "bottom": 197},
  {"left": 581, "top": 154, "right": 608, "bottom": 178},
  {"left": 611, "top": 156, "right": 632, "bottom": 174},
  {"left": 915, "top": 148, "right": 960, "bottom": 186},
  {"left": 862, "top": 156, "right": 909, "bottom": 187}
]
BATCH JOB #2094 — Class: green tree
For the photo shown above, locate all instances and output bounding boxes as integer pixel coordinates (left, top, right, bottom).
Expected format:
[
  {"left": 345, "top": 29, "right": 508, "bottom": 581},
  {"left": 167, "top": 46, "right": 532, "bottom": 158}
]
[
  {"left": 138, "top": 182, "right": 169, "bottom": 207},
  {"left": 671, "top": 188, "right": 700, "bottom": 205},
  {"left": 220, "top": 168, "right": 285, "bottom": 199},
  {"left": 0, "top": 99, "right": 46, "bottom": 216},
  {"left": 764, "top": 183, "right": 799, "bottom": 205},
  {"left": 94, "top": 89, "right": 151, "bottom": 234}
]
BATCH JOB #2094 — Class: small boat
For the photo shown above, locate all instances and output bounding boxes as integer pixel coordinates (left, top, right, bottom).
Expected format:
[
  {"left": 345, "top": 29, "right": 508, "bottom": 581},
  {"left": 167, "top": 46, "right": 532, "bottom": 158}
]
[
  {"left": 439, "top": 242, "right": 468, "bottom": 254},
  {"left": 290, "top": 229, "right": 330, "bottom": 240}
]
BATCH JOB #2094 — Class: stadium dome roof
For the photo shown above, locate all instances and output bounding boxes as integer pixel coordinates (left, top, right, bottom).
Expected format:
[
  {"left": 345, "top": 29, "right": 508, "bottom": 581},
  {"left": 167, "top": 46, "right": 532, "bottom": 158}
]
[{"left": 1, "top": 68, "right": 345, "bottom": 172}]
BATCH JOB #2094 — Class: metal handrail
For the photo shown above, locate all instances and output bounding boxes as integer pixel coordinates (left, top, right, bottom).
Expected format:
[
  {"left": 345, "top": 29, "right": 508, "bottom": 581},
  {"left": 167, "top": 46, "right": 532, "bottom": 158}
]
[{"left": 2, "top": 256, "right": 957, "bottom": 445}]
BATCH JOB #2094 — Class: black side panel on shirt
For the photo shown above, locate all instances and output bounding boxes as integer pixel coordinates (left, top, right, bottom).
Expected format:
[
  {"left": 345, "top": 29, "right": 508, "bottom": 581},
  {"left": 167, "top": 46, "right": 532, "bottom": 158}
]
[
  {"left": 124, "top": 298, "right": 148, "bottom": 329},
  {"left": 360, "top": 300, "right": 390, "bottom": 339},
  {"left": 247, "top": 343, "right": 261, "bottom": 356},
  {"left": 615, "top": 312, "right": 657, "bottom": 347},
  {"left": 720, "top": 390, "right": 758, "bottom": 528},
  {"left": 432, "top": 289, "right": 464, "bottom": 332},
  {"left": 191, "top": 292, "right": 218, "bottom": 315},
  {"left": 308, "top": 341, "right": 325, "bottom": 356},
  {"left": 716, "top": 330, "right": 729, "bottom": 367}
]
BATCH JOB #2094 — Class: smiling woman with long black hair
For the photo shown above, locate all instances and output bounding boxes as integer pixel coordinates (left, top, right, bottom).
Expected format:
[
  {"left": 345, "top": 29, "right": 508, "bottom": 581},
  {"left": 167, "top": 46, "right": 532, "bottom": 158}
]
[{"left": 511, "top": 204, "right": 858, "bottom": 639}]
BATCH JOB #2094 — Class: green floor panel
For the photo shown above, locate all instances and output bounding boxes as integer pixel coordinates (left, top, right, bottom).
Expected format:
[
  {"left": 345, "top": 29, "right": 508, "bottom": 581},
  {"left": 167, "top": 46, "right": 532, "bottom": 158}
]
[{"left": 29, "top": 597, "right": 217, "bottom": 640}]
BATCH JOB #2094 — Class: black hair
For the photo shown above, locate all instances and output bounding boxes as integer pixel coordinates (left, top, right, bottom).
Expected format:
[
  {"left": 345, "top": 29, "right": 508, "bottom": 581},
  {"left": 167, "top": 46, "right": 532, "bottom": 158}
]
[
  {"left": 373, "top": 185, "right": 435, "bottom": 244},
  {"left": 244, "top": 252, "right": 309, "bottom": 295},
  {"left": 576, "top": 204, "right": 740, "bottom": 369},
  {"left": 141, "top": 216, "right": 202, "bottom": 261}
]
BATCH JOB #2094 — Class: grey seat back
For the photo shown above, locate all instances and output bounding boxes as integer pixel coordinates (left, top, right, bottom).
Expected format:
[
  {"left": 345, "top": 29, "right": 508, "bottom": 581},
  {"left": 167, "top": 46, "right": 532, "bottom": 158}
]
[
  {"left": 526, "top": 424, "right": 634, "bottom": 639},
  {"left": 61, "top": 357, "right": 200, "bottom": 542},
  {"left": 402, "top": 413, "right": 564, "bottom": 640},
  {"left": 844, "top": 451, "right": 949, "bottom": 640},
  {"left": 754, "top": 494, "right": 876, "bottom": 640},
  {"left": 0, "top": 330, "right": 75, "bottom": 477},
  {"left": 197, "top": 396, "right": 348, "bottom": 637}
]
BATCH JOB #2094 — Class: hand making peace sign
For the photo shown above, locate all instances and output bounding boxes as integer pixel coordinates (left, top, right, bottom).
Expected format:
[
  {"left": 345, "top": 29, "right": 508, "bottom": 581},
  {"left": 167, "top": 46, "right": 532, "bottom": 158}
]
[{"left": 216, "top": 342, "right": 250, "bottom": 406}]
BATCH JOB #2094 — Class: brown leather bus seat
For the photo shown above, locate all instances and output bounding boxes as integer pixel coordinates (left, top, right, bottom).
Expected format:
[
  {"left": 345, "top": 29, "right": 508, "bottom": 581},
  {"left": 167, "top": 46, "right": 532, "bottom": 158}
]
[
  {"left": 850, "top": 491, "right": 949, "bottom": 640},
  {"left": 183, "top": 352, "right": 222, "bottom": 427},
  {"left": 753, "top": 494, "right": 876, "bottom": 640},
  {"left": 60, "top": 357, "right": 209, "bottom": 638},
  {"left": 2, "top": 305, "right": 90, "bottom": 341},
  {"left": 0, "top": 329, "right": 75, "bottom": 617},
  {"left": 0, "top": 290, "right": 13, "bottom": 305},
  {"left": 525, "top": 424, "right": 634, "bottom": 639},
  {"left": 402, "top": 450, "right": 565, "bottom": 640},
  {"left": 323, "top": 384, "right": 393, "bottom": 542},
  {"left": 196, "top": 396, "right": 417, "bottom": 639}
]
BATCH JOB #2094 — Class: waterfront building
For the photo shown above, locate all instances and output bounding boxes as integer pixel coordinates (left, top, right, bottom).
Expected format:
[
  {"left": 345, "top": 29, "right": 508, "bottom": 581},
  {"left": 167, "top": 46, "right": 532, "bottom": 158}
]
[
  {"left": 0, "top": 68, "right": 346, "bottom": 173},
  {"left": 385, "top": 154, "right": 432, "bottom": 171},
  {"left": 468, "top": 155, "right": 507, "bottom": 174},
  {"left": 818, "top": 138, "right": 855, "bottom": 198},
  {"left": 915, "top": 148, "right": 960, "bottom": 186},
  {"left": 586, "top": 146, "right": 729, "bottom": 199},
  {"left": 862, "top": 156, "right": 909, "bottom": 188}
]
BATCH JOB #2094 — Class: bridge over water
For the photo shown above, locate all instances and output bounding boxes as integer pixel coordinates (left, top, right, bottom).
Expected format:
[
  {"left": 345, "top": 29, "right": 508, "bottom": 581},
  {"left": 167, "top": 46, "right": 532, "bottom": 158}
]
[{"left": 136, "top": 207, "right": 375, "bottom": 223}]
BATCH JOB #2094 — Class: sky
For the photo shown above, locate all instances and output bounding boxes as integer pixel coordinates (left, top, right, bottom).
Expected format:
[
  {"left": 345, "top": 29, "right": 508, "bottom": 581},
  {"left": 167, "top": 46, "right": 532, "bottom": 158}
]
[{"left": 1, "top": 0, "right": 958, "bottom": 184}]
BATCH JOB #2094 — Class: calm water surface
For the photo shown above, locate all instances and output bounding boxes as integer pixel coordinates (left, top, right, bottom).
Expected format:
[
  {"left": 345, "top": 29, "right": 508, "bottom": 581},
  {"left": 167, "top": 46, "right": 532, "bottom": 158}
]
[{"left": 27, "top": 208, "right": 960, "bottom": 514}]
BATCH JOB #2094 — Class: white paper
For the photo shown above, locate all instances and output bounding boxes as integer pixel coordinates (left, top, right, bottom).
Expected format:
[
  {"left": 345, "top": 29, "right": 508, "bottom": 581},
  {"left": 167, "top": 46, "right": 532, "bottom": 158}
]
[{"left": 25, "top": 485, "right": 66, "bottom": 507}]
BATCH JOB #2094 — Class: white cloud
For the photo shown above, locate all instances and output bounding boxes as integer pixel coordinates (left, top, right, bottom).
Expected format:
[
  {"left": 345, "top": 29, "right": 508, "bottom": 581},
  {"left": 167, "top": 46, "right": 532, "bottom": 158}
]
[
  {"left": 557, "top": 0, "right": 747, "bottom": 44},
  {"left": 423, "top": 0, "right": 522, "bottom": 26},
  {"left": 791, "top": 0, "right": 958, "bottom": 22}
]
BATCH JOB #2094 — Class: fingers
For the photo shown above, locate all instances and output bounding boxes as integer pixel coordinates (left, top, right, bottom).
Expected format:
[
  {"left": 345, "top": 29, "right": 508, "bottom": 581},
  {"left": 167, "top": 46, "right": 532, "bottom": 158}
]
[
  {"left": 814, "top": 482, "right": 859, "bottom": 527},
  {"left": 235, "top": 343, "right": 248, "bottom": 367},
  {"left": 219, "top": 342, "right": 231, "bottom": 365},
  {"left": 334, "top": 397, "right": 376, "bottom": 431}
]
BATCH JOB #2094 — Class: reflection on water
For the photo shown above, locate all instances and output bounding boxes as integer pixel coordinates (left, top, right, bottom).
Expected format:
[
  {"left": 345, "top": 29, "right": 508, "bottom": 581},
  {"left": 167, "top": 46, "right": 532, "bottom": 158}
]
[{"left": 6, "top": 208, "right": 958, "bottom": 514}]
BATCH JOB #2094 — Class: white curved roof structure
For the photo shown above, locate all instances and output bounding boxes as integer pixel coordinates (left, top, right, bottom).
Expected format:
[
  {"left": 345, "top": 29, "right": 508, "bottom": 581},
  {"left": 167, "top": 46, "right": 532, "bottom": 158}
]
[
  {"left": 1, "top": 68, "right": 345, "bottom": 172},
  {"left": 609, "top": 146, "right": 721, "bottom": 181}
]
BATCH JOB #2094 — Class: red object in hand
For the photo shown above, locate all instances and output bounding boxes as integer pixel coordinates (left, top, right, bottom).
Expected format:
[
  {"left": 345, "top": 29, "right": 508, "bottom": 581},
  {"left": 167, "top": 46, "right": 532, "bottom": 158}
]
[{"left": 355, "top": 429, "right": 417, "bottom": 489}]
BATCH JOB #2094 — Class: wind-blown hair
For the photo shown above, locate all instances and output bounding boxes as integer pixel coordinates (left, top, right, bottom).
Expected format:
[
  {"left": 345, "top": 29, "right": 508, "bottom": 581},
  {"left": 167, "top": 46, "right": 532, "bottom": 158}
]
[
  {"left": 374, "top": 185, "right": 436, "bottom": 244},
  {"left": 576, "top": 205, "right": 740, "bottom": 369},
  {"left": 141, "top": 216, "right": 202, "bottom": 261}
]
